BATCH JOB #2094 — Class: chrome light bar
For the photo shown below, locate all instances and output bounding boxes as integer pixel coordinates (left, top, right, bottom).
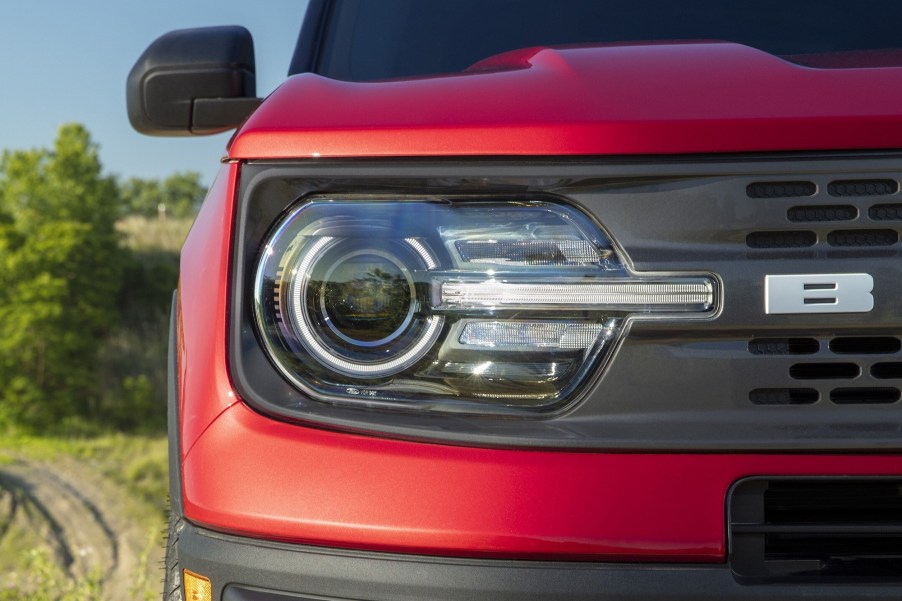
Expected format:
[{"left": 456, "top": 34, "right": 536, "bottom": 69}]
[{"left": 439, "top": 278, "right": 715, "bottom": 312}]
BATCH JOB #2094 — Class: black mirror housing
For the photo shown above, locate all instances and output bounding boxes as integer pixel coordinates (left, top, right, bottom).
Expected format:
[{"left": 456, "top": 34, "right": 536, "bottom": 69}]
[{"left": 127, "top": 26, "right": 262, "bottom": 136}]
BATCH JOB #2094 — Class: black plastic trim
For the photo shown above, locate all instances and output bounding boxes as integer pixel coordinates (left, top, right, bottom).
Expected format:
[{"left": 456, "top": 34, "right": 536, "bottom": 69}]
[
  {"left": 167, "top": 290, "right": 183, "bottom": 516},
  {"left": 127, "top": 26, "right": 259, "bottom": 136},
  {"left": 175, "top": 521, "right": 902, "bottom": 601},
  {"left": 729, "top": 477, "right": 902, "bottom": 584}
]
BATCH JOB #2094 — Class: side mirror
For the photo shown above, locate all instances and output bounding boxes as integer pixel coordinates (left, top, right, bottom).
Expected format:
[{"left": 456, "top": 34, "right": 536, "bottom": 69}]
[{"left": 127, "top": 26, "right": 262, "bottom": 136}]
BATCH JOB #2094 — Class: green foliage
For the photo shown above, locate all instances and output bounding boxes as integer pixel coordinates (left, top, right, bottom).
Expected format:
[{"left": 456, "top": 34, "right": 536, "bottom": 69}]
[
  {"left": 0, "top": 124, "right": 119, "bottom": 232},
  {"left": 0, "top": 124, "right": 195, "bottom": 434},
  {"left": 94, "top": 217, "right": 190, "bottom": 433},
  {"left": 120, "top": 171, "right": 205, "bottom": 218},
  {"left": 0, "top": 125, "right": 124, "bottom": 431}
]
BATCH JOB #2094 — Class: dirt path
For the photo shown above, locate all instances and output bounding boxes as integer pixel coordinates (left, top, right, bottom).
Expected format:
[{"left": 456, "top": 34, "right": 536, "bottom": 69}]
[{"left": 0, "top": 456, "right": 157, "bottom": 598}]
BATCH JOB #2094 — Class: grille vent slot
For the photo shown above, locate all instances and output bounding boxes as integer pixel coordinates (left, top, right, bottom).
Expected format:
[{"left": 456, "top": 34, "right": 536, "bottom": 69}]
[
  {"left": 749, "top": 388, "right": 818, "bottom": 405},
  {"left": 830, "top": 388, "right": 900, "bottom": 404},
  {"left": 750, "top": 336, "right": 901, "bottom": 406},
  {"left": 731, "top": 479, "right": 902, "bottom": 583},
  {"left": 747, "top": 181, "right": 816, "bottom": 198},
  {"left": 748, "top": 338, "right": 818, "bottom": 355},
  {"left": 790, "top": 363, "right": 860, "bottom": 380},
  {"left": 872, "top": 363, "right": 902, "bottom": 379},
  {"left": 829, "top": 179, "right": 899, "bottom": 197},
  {"left": 744, "top": 177, "right": 902, "bottom": 249},
  {"left": 746, "top": 231, "right": 816, "bottom": 249},
  {"left": 826, "top": 229, "right": 898, "bottom": 247},
  {"left": 787, "top": 205, "right": 856, "bottom": 223},
  {"left": 829, "top": 337, "right": 901, "bottom": 355},
  {"left": 746, "top": 229, "right": 901, "bottom": 249},
  {"left": 870, "top": 204, "right": 902, "bottom": 221}
]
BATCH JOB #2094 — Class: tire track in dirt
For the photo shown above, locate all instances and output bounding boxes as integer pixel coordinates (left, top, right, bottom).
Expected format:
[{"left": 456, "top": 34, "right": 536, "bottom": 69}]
[
  {"left": 0, "top": 456, "right": 149, "bottom": 597},
  {"left": 0, "top": 469, "right": 78, "bottom": 572},
  {"left": 0, "top": 485, "right": 20, "bottom": 547}
]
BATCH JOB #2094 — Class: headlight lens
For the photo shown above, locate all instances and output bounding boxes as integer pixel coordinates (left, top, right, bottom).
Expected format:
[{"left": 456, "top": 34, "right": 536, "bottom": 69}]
[
  {"left": 254, "top": 198, "right": 714, "bottom": 413},
  {"left": 283, "top": 235, "right": 443, "bottom": 377}
]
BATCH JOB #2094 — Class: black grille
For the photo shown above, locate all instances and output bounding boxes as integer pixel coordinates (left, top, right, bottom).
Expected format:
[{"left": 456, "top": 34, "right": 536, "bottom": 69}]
[
  {"left": 873, "top": 362, "right": 902, "bottom": 379},
  {"left": 745, "top": 177, "right": 902, "bottom": 251},
  {"left": 749, "top": 388, "right": 818, "bottom": 405},
  {"left": 789, "top": 363, "right": 860, "bottom": 380},
  {"left": 829, "top": 337, "right": 901, "bottom": 355},
  {"left": 731, "top": 479, "right": 902, "bottom": 583},
  {"left": 787, "top": 205, "right": 857, "bottom": 222},
  {"left": 829, "top": 179, "right": 899, "bottom": 197},
  {"left": 748, "top": 338, "right": 818, "bottom": 355},
  {"left": 826, "top": 229, "right": 898, "bottom": 247},
  {"left": 747, "top": 181, "right": 816, "bottom": 198},
  {"left": 750, "top": 336, "right": 902, "bottom": 406},
  {"left": 870, "top": 203, "right": 902, "bottom": 221},
  {"left": 746, "top": 230, "right": 816, "bottom": 248},
  {"left": 830, "top": 388, "right": 900, "bottom": 404}
]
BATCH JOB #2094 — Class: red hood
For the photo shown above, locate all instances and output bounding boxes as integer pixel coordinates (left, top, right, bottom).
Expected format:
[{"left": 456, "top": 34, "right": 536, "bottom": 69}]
[{"left": 230, "top": 42, "right": 902, "bottom": 159}]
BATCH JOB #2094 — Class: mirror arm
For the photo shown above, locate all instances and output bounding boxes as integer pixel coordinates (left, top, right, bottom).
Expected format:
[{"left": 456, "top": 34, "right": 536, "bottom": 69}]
[{"left": 192, "top": 97, "right": 263, "bottom": 134}]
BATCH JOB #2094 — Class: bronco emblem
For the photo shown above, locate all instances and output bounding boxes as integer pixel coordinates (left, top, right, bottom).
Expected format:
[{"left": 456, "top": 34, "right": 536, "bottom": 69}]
[{"left": 765, "top": 274, "right": 874, "bottom": 314}]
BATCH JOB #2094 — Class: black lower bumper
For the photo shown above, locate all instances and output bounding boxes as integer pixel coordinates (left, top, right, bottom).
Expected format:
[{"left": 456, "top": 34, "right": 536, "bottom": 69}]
[{"left": 178, "top": 521, "right": 901, "bottom": 600}]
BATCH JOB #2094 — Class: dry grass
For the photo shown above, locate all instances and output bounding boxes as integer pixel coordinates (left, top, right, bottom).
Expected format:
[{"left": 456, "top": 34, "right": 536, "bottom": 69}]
[{"left": 117, "top": 215, "right": 194, "bottom": 253}]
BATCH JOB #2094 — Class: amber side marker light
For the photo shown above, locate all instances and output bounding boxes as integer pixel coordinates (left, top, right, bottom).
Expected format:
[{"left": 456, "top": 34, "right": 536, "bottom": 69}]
[{"left": 184, "top": 569, "right": 212, "bottom": 601}]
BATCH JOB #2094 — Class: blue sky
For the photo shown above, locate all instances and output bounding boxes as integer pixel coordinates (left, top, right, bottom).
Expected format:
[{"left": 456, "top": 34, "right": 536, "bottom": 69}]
[{"left": 1, "top": 1, "right": 309, "bottom": 185}]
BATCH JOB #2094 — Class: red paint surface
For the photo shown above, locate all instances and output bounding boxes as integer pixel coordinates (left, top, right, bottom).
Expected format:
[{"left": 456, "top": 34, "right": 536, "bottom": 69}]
[
  {"left": 230, "top": 43, "right": 902, "bottom": 160},
  {"left": 183, "top": 401, "right": 902, "bottom": 560},
  {"left": 178, "top": 164, "right": 240, "bottom": 458}
]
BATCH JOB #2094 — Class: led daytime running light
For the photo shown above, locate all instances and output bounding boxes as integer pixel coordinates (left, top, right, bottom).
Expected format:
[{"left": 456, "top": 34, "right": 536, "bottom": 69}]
[
  {"left": 458, "top": 321, "right": 616, "bottom": 350},
  {"left": 440, "top": 280, "right": 714, "bottom": 311}
]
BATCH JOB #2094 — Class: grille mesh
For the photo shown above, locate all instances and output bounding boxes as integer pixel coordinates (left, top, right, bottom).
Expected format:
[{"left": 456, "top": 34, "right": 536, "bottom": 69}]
[
  {"left": 869, "top": 203, "right": 902, "bottom": 221},
  {"left": 828, "top": 179, "right": 899, "bottom": 197},
  {"left": 746, "top": 231, "right": 816, "bottom": 248},
  {"left": 787, "top": 205, "right": 856, "bottom": 222},
  {"left": 749, "top": 388, "right": 818, "bottom": 405},
  {"left": 826, "top": 229, "right": 898, "bottom": 247},
  {"left": 748, "top": 338, "right": 819, "bottom": 355},
  {"left": 747, "top": 181, "right": 816, "bottom": 198}
]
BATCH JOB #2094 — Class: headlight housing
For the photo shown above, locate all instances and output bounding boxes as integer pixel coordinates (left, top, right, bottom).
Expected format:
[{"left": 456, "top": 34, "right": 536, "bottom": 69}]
[{"left": 254, "top": 197, "right": 714, "bottom": 414}]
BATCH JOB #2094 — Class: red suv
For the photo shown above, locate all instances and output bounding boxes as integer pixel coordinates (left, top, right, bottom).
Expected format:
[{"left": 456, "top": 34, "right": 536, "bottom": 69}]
[{"left": 129, "top": 2, "right": 902, "bottom": 599}]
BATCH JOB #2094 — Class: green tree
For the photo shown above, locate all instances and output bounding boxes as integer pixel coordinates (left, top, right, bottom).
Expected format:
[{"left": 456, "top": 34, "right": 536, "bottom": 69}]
[
  {"left": 120, "top": 171, "right": 205, "bottom": 218},
  {"left": 0, "top": 124, "right": 123, "bottom": 429}
]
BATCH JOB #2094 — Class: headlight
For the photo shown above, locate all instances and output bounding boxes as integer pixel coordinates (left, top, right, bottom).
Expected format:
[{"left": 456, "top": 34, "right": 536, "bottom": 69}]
[{"left": 254, "top": 198, "right": 714, "bottom": 413}]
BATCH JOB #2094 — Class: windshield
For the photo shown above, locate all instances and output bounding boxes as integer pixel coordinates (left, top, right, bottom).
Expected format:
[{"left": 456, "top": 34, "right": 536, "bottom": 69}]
[{"left": 309, "top": 0, "right": 902, "bottom": 81}]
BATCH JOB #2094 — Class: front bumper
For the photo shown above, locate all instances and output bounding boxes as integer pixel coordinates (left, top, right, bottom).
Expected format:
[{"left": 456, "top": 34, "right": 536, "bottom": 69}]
[
  {"left": 180, "top": 521, "right": 901, "bottom": 601},
  {"left": 182, "top": 401, "right": 902, "bottom": 560}
]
